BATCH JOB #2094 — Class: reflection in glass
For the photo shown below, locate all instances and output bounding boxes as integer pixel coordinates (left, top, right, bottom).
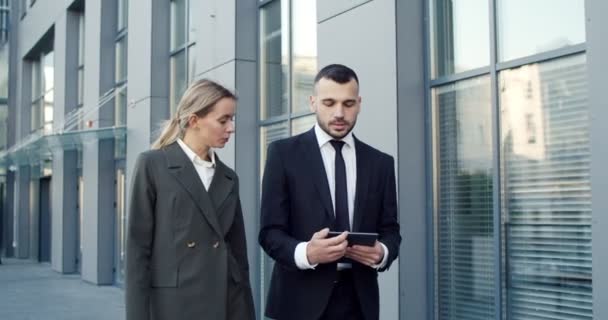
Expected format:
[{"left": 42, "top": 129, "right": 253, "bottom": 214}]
[
  {"left": 115, "top": 37, "right": 128, "bottom": 83},
  {"left": 430, "top": 0, "right": 489, "bottom": 77},
  {"left": 117, "top": 0, "right": 128, "bottom": 32},
  {"left": 78, "top": 14, "right": 85, "bottom": 66},
  {"left": 500, "top": 54, "right": 592, "bottom": 319},
  {"left": 433, "top": 76, "right": 495, "bottom": 319},
  {"left": 497, "top": 0, "right": 585, "bottom": 62},
  {"left": 78, "top": 68, "right": 84, "bottom": 107},
  {"left": 170, "top": 50, "right": 187, "bottom": 115},
  {"left": 291, "top": 114, "right": 316, "bottom": 135},
  {"left": 31, "top": 60, "right": 40, "bottom": 98},
  {"left": 260, "top": 0, "right": 289, "bottom": 119},
  {"left": 170, "top": 0, "right": 186, "bottom": 51},
  {"left": 291, "top": 0, "right": 317, "bottom": 114},
  {"left": 260, "top": 121, "right": 289, "bottom": 178},
  {"left": 31, "top": 100, "right": 41, "bottom": 133},
  {"left": 43, "top": 51, "right": 54, "bottom": 93},
  {"left": 115, "top": 86, "right": 127, "bottom": 126},
  {"left": 116, "top": 168, "right": 127, "bottom": 283}
]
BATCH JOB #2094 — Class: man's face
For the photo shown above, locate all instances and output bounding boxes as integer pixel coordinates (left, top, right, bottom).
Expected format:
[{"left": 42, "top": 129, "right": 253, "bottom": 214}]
[{"left": 310, "top": 78, "right": 361, "bottom": 139}]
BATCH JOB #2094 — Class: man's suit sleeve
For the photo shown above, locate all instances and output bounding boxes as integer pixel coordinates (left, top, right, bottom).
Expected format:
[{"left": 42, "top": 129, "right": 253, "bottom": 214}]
[
  {"left": 378, "top": 155, "right": 401, "bottom": 272},
  {"left": 125, "top": 153, "right": 156, "bottom": 320},
  {"left": 258, "top": 142, "right": 301, "bottom": 270}
]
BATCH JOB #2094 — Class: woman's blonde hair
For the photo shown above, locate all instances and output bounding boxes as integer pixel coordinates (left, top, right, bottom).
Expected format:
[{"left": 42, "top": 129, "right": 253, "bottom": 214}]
[{"left": 152, "top": 79, "right": 236, "bottom": 149}]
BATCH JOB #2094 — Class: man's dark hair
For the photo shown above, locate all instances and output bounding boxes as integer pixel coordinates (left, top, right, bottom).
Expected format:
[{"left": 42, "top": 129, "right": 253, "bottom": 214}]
[{"left": 314, "top": 64, "right": 359, "bottom": 85}]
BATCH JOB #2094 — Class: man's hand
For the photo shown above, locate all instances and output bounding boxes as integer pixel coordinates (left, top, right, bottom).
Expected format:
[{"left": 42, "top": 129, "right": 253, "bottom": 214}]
[
  {"left": 345, "top": 241, "right": 384, "bottom": 267},
  {"left": 306, "top": 228, "right": 348, "bottom": 265}
]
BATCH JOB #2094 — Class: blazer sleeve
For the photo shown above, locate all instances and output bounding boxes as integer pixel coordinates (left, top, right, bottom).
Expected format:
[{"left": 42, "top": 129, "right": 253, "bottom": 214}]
[
  {"left": 125, "top": 153, "right": 156, "bottom": 320},
  {"left": 258, "top": 142, "right": 301, "bottom": 270},
  {"left": 378, "top": 155, "right": 402, "bottom": 272}
]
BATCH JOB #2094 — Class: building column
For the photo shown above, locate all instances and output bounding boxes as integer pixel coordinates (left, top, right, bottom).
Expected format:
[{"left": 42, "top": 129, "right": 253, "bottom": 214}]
[
  {"left": 396, "top": 0, "right": 428, "bottom": 318},
  {"left": 125, "top": 0, "right": 170, "bottom": 203},
  {"left": 50, "top": 9, "right": 80, "bottom": 274},
  {"left": 81, "top": 0, "right": 118, "bottom": 284},
  {"left": 587, "top": 0, "right": 608, "bottom": 318}
]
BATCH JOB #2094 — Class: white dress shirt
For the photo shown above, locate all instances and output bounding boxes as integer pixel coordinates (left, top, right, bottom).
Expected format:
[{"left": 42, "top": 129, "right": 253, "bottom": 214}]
[
  {"left": 294, "top": 124, "right": 389, "bottom": 270},
  {"left": 177, "top": 139, "right": 216, "bottom": 190}
]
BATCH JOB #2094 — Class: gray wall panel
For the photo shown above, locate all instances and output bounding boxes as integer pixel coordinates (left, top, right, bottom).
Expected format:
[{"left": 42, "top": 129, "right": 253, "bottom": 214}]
[{"left": 195, "top": 0, "right": 236, "bottom": 75}]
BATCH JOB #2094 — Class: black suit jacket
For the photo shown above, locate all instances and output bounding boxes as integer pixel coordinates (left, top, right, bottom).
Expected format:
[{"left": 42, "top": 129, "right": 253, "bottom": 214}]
[
  {"left": 126, "top": 142, "right": 255, "bottom": 320},
  {"left": 259, "top": 128, "right": 401, "bottom": 320}
]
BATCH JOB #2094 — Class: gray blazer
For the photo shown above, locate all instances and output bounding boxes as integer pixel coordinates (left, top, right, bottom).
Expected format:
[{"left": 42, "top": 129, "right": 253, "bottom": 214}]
[{"left": 126, "top": 142, "right": 255, "bottom": 320}]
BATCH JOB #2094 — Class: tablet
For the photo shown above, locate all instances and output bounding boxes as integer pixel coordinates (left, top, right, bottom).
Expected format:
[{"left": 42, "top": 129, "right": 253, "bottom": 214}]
[{"left": 327, "top": 231, "right": 378, "bottom": 247}]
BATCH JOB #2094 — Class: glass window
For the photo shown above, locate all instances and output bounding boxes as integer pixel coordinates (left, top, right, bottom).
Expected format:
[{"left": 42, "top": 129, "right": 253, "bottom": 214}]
[
  {"left": 115, "top": 36, "right": 128, "bottom": 84},
  {"left": 115, "top": 86, "right": 127, "bottom": 126},
  {"left": 170, "top": 0, "right": 186, "bottom": 51},
  {"left": 117, "top": 0, "right": 128, "bottom": 32},
  {"left": 77, "top": 14, "right": 85, "bottom": 108},
  {"left": 291, "top": 114, "right": 316, "bottom": 136},
  {"left": 115, "top": 168, "right": 127, "bottom": 284},
  {"left": 170, "top": 0, "right": 195, "bottom": 116},
  {"left": 260, "top": 0, "right": 289, "bottom": 119},
  {"left": 430, "top": 0, "right": 490, "bottom": 78},
  {"left": 42, "top": 51, "right": 54, "bottom": 134},
  {"left": 291, "top": 0, "right": 317, "bottom": 114},
  {"left": 170, "top": 50, "right": 187, "bottom": 115},
  {"left": 30, "top": 52, "right": 53, "bottom": 134},
  {"left": 500, "top": 54, "right": 592, "bottom": 319},
  {"left": 497, "top": 0, "right": 586, "bottom": 62},
  {"left": 433, "top": 76, "right": 495, "bottom": 319}
]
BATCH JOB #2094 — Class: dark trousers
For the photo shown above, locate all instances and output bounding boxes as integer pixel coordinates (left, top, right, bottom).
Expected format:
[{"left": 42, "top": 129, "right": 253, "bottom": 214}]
[{"left": 320, "top": 270, "right": 365, "bottom": 320}]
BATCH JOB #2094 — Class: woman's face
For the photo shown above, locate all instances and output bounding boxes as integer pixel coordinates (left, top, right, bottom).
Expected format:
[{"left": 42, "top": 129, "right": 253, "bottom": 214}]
[{"left": 189, "top": 97, "right": 236, "bottom": 149}]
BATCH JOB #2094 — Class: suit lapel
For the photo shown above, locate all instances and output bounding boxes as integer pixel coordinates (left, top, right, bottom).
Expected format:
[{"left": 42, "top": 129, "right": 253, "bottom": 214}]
[
  {"left": 353, "top": 137, "right": 370, "bottom": 232},
  {"left": 301, "top": 129, "right": 335, "bottom": 221},
  {"left": 164, "top": 142, "right": 223, "bottom": 237},
  {"left": 207, "top": 158, "right": 235, "bottom": 215}
]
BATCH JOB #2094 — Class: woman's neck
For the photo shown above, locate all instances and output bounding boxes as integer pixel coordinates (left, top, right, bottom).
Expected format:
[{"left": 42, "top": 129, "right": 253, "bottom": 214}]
[{"left": 182, "top": 135, "right": 211, "bottom": 161}]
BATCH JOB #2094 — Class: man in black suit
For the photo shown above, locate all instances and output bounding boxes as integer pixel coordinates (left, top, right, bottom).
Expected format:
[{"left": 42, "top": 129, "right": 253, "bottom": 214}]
[{"left": 259, "top": 64, "right": 401, "bottom": 320}]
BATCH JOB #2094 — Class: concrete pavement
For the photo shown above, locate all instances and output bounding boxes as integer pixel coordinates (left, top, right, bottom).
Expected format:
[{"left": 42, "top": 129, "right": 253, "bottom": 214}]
[{"left": 0, "top": 258, "right": 125, "bottom": 320}]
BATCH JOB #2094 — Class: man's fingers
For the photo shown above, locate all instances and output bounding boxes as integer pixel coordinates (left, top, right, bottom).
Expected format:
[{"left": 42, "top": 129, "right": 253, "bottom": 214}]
[
  {"left": 324, "top": 231, "right": 348, "bottom": 245},
  {"left": 312, "top": 228, "right": 330, "bottom": 240}
]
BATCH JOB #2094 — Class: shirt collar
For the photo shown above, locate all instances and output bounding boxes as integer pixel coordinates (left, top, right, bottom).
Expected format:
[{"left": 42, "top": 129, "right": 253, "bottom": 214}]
[
  {"left": 177, "top": 138, "right": 216, "bottom": 168},
  {"left": 314, "top": 123, "right": 355, "bottom": 149}
]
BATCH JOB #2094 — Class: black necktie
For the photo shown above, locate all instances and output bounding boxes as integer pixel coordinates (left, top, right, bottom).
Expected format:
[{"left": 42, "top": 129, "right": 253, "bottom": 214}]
[{"left": 330, "top": 140, "right": 350, "bottom": 231}]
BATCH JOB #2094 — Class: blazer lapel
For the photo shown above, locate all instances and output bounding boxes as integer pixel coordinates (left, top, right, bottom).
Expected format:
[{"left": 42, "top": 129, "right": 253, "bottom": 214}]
[
  {"left": 301, "top": 128, "right": 335, "bottom": 221},
  {"left": 353, "top": 137, "right": 371, "bottom": 232},
  {"left": 164, "top": 142, "right": 223, "bottom": 237},
  {"left": 207, "top": 158, "right": 235, "bottom": 215}
]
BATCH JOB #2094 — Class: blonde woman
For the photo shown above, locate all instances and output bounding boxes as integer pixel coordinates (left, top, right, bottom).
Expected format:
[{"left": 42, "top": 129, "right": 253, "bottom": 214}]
[{"left": 126, "top": 79, "right": 255, "bottom": 320}]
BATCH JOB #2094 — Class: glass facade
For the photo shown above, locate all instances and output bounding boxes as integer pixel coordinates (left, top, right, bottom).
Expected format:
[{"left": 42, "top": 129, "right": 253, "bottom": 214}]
[
  {"left": 433, "top": 76, "right": 496, "bottom": 319},
  {"left": 31, "top": 51, "right": 54, "bottom": 134},
  {"left": 169, "top": 0, "right": 196, "bottom": 115},
  {"left": 430, "top": 0, "right": 489, "bottom": 78},
  {"left": 500, "top": 54, "right": 591, "bottom": 319},
  {"left": 497, "top": 0, "right": 586, "bottom": 62},
  {"left": 430, "top": 1, "right": 591, "bottom": 319}
]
